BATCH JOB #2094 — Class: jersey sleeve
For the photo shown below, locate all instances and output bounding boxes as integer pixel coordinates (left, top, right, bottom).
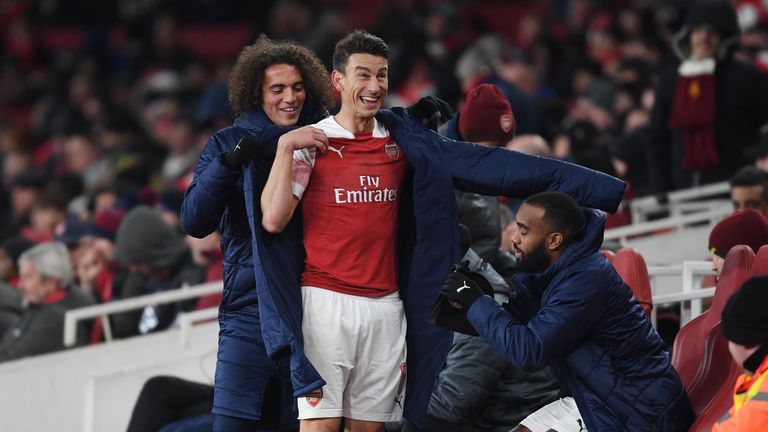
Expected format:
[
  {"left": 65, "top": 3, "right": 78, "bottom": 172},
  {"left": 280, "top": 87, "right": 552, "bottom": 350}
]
[{"left": 291, "top": 147, "right": 316, "bottom": 199}]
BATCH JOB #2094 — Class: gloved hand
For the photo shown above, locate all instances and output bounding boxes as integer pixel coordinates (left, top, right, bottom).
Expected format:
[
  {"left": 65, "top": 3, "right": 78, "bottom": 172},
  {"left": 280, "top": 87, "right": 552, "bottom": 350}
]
[
  {"left": 223, "top": 137, "right": 262, "bottom": 170},
  {"left": 440, "top": 265, "right": 485, "bottom": 309},
  {"left": 407, "top": 96, "right": 453, "bottom": 128}
]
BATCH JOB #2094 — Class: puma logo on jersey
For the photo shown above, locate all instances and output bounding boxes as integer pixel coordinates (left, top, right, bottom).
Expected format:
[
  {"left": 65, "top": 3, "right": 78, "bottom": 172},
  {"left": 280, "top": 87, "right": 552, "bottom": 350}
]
[
  {"left": 328, "top": 145, "right": 345, "bottom": 158},
  {"left": 457, "top": 281, "right": 470, "bottom": 292}
]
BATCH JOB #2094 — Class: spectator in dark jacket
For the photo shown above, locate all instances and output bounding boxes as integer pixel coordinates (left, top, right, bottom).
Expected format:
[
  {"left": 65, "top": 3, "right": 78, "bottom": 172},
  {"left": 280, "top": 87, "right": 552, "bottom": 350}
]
[
  {"left": 112, "top": 206, "right": 204, "bottom": 338},
  {"left": 648, "top": 0, "right": 768, "bottom": 193},
  {"left": 421, "top": 226, "right": 559, "bottom": 432},
  {"left": 441, "top": 192, "right": 693, "bottom": 431},
  {"left": 0, "top": 242, "right": 94, "bottom": 362}
]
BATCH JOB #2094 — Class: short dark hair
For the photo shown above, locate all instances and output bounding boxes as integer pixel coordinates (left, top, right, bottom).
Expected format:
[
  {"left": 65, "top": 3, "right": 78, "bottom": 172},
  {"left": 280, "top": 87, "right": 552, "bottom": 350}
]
[
  {"left": 332, "top": 30, "right": 389, "bottom": 73},
  {"left": 730, "top": 165, "right": 768, "bottom": 199},
  {"left": 228, "top": 34, "right": 334, "bottom": 117},
  {"left": 524, "top": 192, "right": 585, "bottom": 246}
]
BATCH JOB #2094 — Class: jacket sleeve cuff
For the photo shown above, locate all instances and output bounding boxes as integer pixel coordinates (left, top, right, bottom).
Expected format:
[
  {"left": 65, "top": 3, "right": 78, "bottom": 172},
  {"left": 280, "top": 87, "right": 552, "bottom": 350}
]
[
  {"left": 197, "top": 153, "right": 241, "bottom": 195},
  {"left": 467, "top": 295, "right": 522, "bottom": 331}
]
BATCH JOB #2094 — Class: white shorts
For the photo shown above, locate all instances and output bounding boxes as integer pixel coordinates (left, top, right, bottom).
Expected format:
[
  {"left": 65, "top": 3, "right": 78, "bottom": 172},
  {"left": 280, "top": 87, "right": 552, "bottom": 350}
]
[
  {"left": 297, "top": 286, "right": 407, "bottom": 422},
  {"left": 518, "top": 397, "right": 587, "bottom": 432}
]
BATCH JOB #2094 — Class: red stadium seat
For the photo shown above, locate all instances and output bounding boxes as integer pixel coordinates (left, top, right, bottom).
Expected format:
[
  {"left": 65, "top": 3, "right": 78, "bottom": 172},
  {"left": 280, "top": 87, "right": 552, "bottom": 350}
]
[
  {"left": 671, "top": 245, "right": 752, "bottom": 417},
  {"left": 610, "top": 248, "right": 653, "bottom": 318},
  {"left": 600, "top": 249, "right": 615, "bottom": 262},
  {"left": 688, "top": 244, "right": 768, "bottom": 430},
  {"left": 688, "top": 361, "right": 742, "bottom": 431},
  {"left": 751, "top": 244, "right": 768, "bottom": 276}
]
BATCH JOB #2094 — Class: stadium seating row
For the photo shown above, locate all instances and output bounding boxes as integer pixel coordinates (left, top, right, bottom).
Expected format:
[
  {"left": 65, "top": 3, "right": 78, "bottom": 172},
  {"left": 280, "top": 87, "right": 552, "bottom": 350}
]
[{"left": 608, "top": 245, "right": 768, "bottom": 432}]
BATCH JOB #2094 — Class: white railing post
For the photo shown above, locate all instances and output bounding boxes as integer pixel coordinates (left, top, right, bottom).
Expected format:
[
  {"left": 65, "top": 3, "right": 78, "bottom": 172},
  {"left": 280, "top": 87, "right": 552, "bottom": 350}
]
[
  {"left": 647, "top": 261, "right": 716, "bottom": 326},
  {"left": 682, "top": 261, "right": 715, "bottom": 319}
]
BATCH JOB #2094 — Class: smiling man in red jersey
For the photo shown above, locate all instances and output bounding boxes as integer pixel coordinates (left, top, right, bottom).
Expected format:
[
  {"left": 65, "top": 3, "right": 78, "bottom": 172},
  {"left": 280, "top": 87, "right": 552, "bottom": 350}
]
[
  {"left": 262, "top": 31, "right": 404, "bottom": 432},
  {"left": 262, "top": 30, "right": 627, "bottom": 432}
]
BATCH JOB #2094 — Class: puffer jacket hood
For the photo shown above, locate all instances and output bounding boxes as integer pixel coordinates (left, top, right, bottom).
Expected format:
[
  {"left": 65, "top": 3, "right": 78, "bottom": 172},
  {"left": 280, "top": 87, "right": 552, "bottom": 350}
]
[{"left": 114, "top": 206, "right": 188, "bottom": 268}]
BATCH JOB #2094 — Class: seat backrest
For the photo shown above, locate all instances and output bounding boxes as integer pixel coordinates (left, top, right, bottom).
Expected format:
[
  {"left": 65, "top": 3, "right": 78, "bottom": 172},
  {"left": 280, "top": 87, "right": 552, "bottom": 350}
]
[
  {"left": 751, "top": 244, "right": 768, "bottom": 277},
  {"left": 686, "top": 244, "right": 768, "bottom": 430},
  {"left": 671, "top": 245, "right": 753, "bottom": 416},
  {"left": 671, "top": 312, "right": 709, "bottom": 397},
  {"left": 683, "top": 322, "right": 739, "bottom": 415},
  {"left": 610, "top": 248, "right": 652, "bottom": 318},
  {"left": 688, "top": 349, "right": 741, "bottom": 432},
  {"left": 705, "top": 245, "right": 754, "bottom": 329},
  {"left": 601, "top": 249, "right": 615, "bottom": 262}
]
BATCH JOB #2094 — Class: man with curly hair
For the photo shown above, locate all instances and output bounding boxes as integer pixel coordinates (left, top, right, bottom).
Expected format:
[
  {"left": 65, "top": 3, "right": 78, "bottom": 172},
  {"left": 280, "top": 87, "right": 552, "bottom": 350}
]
[
  {"left": 261, "top": 30, "right": 626, "bottom": 432},
  {"left": 180, "top": 35, "right": 333, "bottom": 432}
]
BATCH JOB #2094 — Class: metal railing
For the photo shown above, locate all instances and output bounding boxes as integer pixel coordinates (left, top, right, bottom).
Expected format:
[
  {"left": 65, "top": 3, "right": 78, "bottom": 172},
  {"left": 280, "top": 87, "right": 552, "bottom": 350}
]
[
  {"left": 63, "top": 281, "right": 222, "bottom": 347},
  {"left": 604, "top": 206, "right": 731, "bottom": 245},
  {"left": 61, "top": 261, "right": 718, "bottom": 347},
  {"left": 648, "top": 261, "right": 715, "bottom": 326},
  {"left": 629, "top": 181, "right": 730, "bottom": 223}
]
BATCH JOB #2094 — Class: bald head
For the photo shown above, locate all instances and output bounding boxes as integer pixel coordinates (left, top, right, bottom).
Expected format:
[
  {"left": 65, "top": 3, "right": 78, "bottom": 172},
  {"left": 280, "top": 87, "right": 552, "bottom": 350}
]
[{"left": 506, "top": 134, "right": 551, "bottom": 157}]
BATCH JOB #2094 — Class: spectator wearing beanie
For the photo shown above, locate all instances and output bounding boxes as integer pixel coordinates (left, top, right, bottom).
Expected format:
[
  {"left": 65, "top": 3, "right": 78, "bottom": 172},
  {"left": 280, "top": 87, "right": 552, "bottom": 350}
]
[
  {"left": 438, "top": 83, "right": 517, "bottom": 262},
  {"left": 708, "top": 209, "right": 768, "bottom": 278},
  {"left": 712, "top": 276, "right": 768, "bottom": 431},
  {"left": 450, "top": 83, "right": 517, "bottom": 146}
]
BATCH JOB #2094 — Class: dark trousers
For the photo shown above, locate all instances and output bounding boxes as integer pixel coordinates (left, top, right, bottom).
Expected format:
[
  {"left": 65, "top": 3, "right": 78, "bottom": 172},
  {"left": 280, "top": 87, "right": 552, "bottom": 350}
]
[{"left": 127, "top": 376, "right": 214, "bottom": 432}]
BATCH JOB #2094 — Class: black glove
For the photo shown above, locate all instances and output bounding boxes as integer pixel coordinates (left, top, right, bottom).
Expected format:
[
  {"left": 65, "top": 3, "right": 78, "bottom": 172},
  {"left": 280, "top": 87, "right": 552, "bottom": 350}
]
[
  {"left": 407, "top": 96, "right": 453, "bottom": 128},
  {"left": 440, "top": 265, "right": 485, "bottom": 308},
  {"left": 223, "top": 137, "right": 262, "bottom": 170}
]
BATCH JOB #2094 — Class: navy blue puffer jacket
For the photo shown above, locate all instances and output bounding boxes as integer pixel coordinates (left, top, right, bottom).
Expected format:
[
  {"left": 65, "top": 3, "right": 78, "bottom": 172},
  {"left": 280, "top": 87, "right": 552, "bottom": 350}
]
[
  {"left": 180, "top": 106, "right": 325, "bottom": 420},
  {"left": 468, "top": 209, "right": 694, "bottom": 431}
]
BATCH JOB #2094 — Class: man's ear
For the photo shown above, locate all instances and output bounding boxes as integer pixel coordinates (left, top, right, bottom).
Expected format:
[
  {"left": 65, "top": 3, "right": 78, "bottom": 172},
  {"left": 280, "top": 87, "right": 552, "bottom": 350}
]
[
  {"left": 331, "top": 70, "right": 344, "bottom": 93},
  {"left": 547, "top": 232, "right": 565, "bottom": 251}
]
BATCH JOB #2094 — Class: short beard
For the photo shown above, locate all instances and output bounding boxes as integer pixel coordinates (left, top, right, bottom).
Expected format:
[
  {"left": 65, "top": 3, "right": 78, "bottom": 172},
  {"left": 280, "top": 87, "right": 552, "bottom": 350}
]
[{"left": 516, "top": 241, "right": 551, "bottom": 273}]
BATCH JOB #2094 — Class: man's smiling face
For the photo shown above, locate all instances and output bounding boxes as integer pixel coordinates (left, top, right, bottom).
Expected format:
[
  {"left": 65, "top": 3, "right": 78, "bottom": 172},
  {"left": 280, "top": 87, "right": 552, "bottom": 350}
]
[
  {"left": 334, "top": 53, "right": 388, "bottom": 121},
  {"left": 261, "top": 63, "right": 305, "bottom": 126}
]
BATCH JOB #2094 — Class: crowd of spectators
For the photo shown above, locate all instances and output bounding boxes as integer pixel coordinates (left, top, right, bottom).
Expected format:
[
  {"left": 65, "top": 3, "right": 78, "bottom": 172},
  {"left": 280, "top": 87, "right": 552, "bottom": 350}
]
[
  {"left": 2, "top": 1, "right": 768, "bottom": 431},
  {"left": 1, "top": 0, "right": 768, "bottom": 354}
]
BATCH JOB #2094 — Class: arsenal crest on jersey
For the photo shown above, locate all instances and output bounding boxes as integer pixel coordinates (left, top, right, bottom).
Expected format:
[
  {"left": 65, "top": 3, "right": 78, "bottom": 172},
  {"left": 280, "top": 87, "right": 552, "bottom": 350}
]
[
  {"left": 305, "top": 388, "right": 323, "bottom": 407},
  {"left": 384, "top": 141, "right": 400, "bottom": 160}
]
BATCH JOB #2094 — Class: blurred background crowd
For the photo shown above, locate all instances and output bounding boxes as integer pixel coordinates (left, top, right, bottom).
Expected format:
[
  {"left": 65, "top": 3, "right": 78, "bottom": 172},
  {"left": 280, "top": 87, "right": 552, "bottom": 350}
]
[{"left": 2, "top": 0, "right": 768, "bottom": 355}]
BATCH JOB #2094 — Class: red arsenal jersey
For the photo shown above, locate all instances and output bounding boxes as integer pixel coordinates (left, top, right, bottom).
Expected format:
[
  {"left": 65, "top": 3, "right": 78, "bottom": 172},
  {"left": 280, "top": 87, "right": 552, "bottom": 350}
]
[{"left": 291, "top": 117, "right": 406, "bottom": 297}]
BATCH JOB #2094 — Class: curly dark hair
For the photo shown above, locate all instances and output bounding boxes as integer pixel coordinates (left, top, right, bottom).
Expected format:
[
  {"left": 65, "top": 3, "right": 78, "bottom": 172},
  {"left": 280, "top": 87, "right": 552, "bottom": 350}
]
[{"left": 228, "top": 35, "right": 334, "bottom": 117}]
